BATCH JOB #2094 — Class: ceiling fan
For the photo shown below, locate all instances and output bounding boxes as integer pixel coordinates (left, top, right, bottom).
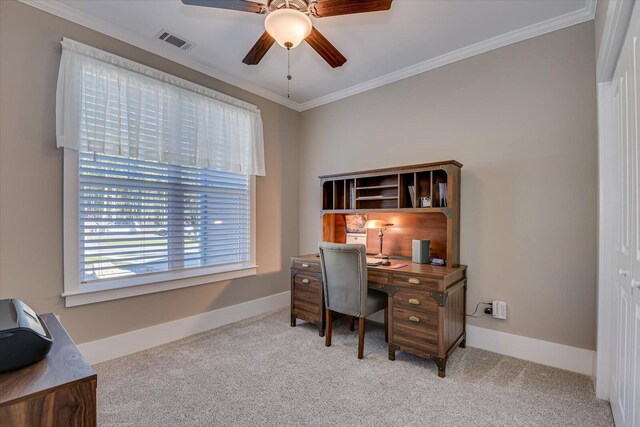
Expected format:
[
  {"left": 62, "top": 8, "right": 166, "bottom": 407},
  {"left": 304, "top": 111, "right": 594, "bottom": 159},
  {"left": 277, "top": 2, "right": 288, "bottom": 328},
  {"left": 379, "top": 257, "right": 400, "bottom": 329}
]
[{"left": 180, "top": 0, "right": 394, "bottom": 68}]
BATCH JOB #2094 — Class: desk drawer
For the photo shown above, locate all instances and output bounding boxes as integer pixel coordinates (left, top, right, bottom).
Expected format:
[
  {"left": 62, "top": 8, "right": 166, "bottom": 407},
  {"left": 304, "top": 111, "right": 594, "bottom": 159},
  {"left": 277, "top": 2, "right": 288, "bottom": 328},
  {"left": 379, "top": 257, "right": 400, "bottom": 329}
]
[
  {"left": 293, "top": 300, "right": 321, "bottom": 323},
  {"left": 393, "top": 334, "right": 437, "bottom": 356},
  {"left": 393, "top": 290, "right": 437, "bottom": 315},
  {"left": 392, "top": 307, "right": 438, "bottom": 354},
  {"left": 293, "top": 273, "right": 322, "bottom": 322},
  {"left": 391, "top": 273, "right": 437, "bottom": 290},
  {"left": 292, "top": 259, "right": 321, "bottom": 273},
  {"left": 294, "top": 282, "right": 320, "bottom": 305},
  {"left": 368, "top": 270, "right": 390, "bottom": 285},
  {"left": 293, "top": 273, "right": 321, "bottom": 294}
]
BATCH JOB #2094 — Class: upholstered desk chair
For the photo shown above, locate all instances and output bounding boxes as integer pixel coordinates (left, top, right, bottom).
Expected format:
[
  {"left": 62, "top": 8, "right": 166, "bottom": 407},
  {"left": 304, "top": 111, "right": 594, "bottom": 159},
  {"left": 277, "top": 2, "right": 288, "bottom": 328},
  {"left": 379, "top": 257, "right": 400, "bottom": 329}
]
[{"left": 318, "top": 242, "right": 388, "bottom": 359}]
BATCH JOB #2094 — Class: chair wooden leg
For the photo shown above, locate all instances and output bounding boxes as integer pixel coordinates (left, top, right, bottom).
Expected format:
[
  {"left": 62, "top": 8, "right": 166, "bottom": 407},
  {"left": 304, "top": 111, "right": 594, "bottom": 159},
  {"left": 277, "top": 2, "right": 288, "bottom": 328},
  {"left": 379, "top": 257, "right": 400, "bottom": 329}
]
[
  {"left": 358, "top": 317, "right": 365, "bottom": 359},
  {"left": 325, "top": 309, "right": 332, "bottom": 347},
  {"left": 348, "top": 316, "right": 355, "bottom": 331},
  {"left": 384, "top": 308, "right": 388, "bottom": 343}
]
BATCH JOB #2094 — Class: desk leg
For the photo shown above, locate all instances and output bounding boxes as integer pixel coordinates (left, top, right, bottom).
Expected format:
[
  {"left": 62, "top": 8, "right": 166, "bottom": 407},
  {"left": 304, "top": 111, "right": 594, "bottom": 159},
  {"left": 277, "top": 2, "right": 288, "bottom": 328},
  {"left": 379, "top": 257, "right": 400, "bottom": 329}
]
[
  {"left": 290, "top": 314, "right": 296, "bottom": 327},
  {"left": 384, "top": 308, "right": 388, "bottom": 343},
  {"left": 388, "top": 344, "right": 397, "bottom": 361},
  {"left": 430, "top": 356, "right": 448, "bottom": 378}
]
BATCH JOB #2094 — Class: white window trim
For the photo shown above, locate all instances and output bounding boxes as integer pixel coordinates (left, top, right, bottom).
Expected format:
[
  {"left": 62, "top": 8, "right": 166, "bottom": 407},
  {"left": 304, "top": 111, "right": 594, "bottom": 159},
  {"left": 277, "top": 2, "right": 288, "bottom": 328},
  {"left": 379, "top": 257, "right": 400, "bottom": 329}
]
[{"left": 62, "top": 149, "right": 258, "bottom": 307}]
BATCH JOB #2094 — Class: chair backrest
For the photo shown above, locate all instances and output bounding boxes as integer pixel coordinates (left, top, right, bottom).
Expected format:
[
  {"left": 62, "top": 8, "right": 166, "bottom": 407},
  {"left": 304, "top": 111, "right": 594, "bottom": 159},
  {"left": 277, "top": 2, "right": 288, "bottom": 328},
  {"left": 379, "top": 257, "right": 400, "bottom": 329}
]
[{"left": 318, "top": 242, "right": 368, "bottom": 317}]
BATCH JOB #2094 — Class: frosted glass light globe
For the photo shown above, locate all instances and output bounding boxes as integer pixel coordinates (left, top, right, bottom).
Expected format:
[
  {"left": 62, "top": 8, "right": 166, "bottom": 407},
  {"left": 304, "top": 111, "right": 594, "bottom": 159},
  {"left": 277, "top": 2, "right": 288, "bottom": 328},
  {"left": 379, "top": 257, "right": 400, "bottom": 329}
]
[{"left": 265, "top": 8, "right": 312, "bottom": 49}]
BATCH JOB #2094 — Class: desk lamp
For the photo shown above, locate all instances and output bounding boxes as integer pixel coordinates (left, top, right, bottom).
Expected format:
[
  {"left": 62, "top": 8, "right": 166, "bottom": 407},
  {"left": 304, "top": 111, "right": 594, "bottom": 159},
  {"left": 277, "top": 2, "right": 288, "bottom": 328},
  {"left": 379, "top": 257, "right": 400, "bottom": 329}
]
[{"left": 365, "top": 220, "right": 394, "bottom": 259}]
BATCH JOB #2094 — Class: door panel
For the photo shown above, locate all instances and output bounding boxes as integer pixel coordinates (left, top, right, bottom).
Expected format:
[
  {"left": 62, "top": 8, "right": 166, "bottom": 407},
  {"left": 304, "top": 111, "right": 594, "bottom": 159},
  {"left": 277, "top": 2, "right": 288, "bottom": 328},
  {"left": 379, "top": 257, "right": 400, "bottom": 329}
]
[
  {"left": 632, "top": 305, "right": 640, "bottom": 427},
  {"left": 611, "top": 65, "right": 628, "bottom": 425},
  {"left": 614, "top": 286, "right": 630, "bottom": 424},
  {"left": 632, "top": 19, "right": 640, "bottom": 427},
  {"left": 623, "top": 64, "right": 632, "bottom": 261},
  {"left": 612, "top": 5, "right": 640, "bottom": 425}
]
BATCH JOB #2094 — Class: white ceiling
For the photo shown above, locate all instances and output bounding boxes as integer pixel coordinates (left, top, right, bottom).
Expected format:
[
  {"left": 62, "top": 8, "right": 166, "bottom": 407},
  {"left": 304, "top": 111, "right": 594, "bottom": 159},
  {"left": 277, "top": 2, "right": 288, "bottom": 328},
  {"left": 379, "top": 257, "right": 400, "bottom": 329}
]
[{"left": 23, "top": 0, "right": 595, "bottom": 110}]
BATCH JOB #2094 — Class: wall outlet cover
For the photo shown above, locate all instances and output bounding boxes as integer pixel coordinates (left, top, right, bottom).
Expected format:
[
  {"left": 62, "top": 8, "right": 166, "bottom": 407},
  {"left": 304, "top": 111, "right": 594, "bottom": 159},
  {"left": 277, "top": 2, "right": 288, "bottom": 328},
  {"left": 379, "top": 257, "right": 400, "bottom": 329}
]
[{"left": 492, "top": 300, "right": 507, "bottom": 320}]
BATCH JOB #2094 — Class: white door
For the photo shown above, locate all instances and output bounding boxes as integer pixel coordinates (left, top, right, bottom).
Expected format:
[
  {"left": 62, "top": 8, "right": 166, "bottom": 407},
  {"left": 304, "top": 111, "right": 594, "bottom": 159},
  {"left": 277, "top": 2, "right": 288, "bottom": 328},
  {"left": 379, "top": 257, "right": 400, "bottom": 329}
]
[
  {"left": 611, "top": 48, "right": 631, "bottom": 427},
  {"left": 630, "top": 9, "right": 640, "bottom": 425},
  {"left": 612, "top": 4, "right": 640, "bottom": 426}
]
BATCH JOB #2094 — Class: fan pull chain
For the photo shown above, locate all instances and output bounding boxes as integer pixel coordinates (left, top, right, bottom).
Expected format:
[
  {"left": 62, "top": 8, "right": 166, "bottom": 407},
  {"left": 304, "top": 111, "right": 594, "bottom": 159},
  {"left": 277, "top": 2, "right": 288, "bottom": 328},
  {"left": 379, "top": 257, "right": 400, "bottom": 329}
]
[{"left": 286, "top": 44, "right": 292, "bottom": 99}]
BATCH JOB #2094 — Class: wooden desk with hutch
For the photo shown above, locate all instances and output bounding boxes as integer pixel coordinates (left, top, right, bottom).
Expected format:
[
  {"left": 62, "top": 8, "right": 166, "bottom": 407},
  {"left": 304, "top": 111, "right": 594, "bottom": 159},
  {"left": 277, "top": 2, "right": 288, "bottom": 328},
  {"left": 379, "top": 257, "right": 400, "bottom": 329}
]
[{"left": 290, "top": 161, "right": 467, "bottom": 378}]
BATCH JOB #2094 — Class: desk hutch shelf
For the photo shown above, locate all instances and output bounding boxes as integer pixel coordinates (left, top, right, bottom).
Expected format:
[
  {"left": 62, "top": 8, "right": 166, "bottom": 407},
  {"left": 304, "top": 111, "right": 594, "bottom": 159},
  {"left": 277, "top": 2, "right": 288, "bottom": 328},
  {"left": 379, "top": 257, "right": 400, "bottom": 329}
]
[{"left": 320, "top": 160, "right": 462, "bottom": 266}]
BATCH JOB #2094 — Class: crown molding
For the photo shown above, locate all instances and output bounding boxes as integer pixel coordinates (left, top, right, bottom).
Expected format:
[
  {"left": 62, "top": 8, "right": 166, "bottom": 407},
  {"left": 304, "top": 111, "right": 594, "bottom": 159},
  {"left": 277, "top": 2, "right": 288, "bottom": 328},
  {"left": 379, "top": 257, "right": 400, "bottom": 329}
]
[
  {"left": 297, "top": 0, "right": 597, "bottom": 111},
  {"left": 18, "top": 0, "right": 302, "bottom": 111},
  {"left": 596, "top": 0, "right": 635, "bottom": 82},
  {"left": 586, "top": 0, "right": 598, "bottom": 20},
  {"left": 19, "top": 0, "right": 595, "bottom": 113}
]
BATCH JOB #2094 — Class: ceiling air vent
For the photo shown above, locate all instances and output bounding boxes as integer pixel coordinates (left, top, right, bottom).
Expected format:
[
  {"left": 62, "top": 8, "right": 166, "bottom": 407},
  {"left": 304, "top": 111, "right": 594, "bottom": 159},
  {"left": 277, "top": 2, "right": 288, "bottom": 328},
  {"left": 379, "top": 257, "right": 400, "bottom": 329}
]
[{"left": 155, "top": 29, "right": 194, "bottom": 51}]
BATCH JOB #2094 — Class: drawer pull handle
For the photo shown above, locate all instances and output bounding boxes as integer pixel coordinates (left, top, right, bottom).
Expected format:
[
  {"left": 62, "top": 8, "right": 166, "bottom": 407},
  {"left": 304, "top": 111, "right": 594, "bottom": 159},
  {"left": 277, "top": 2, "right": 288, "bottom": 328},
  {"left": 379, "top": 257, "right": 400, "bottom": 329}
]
[
  {"left": 302, "top": 263, "right": 310, "bottom": 268},
  {"left": 408, "top": 298, "right": 421, "bottom": 305},
  {"left": 408, "top": 316, "right": 420, "bottom": 323},
  {"left": 408, "top": 278, "right": 421, "bottom": 285},
  {"left": 301, "top": 278, "right": 310, "bottom": 284}
]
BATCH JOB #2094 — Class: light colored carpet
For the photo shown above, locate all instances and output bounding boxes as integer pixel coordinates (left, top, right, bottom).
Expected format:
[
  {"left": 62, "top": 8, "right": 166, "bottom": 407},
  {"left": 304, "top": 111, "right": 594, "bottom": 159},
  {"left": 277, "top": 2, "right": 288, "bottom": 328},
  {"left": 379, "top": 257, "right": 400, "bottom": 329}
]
[{"left": 96, "top": 308, "right": 613, "bottom": 426}]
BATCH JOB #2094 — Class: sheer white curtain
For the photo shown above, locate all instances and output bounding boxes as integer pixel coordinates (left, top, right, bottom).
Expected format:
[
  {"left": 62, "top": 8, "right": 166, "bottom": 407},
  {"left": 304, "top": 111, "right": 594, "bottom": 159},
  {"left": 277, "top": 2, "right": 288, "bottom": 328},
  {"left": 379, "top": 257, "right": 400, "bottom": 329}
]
[{"left": 56, "top": 38, "right": 265, "bottom": 176}]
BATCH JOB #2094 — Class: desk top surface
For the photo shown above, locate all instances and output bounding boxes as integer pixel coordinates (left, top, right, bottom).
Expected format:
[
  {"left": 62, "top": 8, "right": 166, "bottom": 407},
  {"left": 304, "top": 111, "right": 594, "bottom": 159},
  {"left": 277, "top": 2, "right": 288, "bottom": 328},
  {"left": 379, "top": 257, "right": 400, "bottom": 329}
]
[
  {"left": 0, "top": 313, "right": 96, "bottom": 406},
  {"left": 292, "top": 254, "right": 466, "bottom": 279}
]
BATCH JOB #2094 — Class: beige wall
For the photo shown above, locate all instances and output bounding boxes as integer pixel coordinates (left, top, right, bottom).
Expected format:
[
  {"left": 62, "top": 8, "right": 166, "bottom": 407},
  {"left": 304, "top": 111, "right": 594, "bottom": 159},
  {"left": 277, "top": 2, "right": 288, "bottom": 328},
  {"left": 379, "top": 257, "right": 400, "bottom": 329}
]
[
  {"left": 299, "top": 22, "right": 598, "bottom": 350},
  {"left": 0, "top": 0, "right": 299, "bottom": 344}
]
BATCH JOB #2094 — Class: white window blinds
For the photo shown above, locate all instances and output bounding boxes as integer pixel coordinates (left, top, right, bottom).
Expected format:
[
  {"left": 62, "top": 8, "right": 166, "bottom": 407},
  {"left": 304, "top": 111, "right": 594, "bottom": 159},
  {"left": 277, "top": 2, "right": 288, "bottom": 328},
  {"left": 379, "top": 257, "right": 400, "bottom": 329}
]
[
  {"left": 79, "top": 153, "right": 250, "bottom": 282},
  {"left": 56, "top": 38, "right": 265, "bottom": 176}
]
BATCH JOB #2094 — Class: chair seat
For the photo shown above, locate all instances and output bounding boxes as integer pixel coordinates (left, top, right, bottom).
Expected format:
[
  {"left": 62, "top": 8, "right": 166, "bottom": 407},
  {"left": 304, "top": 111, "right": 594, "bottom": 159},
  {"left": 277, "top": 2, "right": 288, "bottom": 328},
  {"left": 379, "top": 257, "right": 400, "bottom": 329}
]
[{"left": 364, "top": 289, "right": 387, "bottom": 316}]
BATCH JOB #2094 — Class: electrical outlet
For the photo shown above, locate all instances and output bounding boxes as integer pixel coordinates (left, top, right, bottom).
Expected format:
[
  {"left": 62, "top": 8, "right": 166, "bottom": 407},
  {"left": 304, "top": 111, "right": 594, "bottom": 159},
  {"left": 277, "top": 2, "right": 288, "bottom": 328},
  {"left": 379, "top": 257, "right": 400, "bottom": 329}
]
[{"left": 492, "top": 300, "right": 507, "bottom": 320}]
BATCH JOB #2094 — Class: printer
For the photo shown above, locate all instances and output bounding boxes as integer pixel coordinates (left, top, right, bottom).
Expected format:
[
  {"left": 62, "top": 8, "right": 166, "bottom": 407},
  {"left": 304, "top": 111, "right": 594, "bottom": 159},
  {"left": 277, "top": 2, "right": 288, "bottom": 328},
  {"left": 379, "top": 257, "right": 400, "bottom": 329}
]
[{"left": 0, "top": 299, "right": 53, "bottom": 373}]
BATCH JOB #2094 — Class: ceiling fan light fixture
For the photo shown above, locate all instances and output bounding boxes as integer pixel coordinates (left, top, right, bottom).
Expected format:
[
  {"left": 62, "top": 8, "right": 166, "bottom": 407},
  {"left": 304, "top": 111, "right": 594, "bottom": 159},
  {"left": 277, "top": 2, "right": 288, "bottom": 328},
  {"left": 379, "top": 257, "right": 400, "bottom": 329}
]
[{"left": 264, "top": 8, "right": 312, "bottom": 49}]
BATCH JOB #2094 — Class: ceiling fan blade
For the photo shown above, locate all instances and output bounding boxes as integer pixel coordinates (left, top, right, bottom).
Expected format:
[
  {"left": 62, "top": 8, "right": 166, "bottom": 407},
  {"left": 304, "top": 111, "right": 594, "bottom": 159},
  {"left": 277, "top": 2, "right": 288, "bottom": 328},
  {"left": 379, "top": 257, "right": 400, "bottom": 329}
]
[
  {"left": 181, "top": 0, "right": 267, "bottom": 14},
  {"left": 242, "top": 32, "right": 276, "bottom": 65},
  {"left": 305, "top": 27, "right": 347, "bottom": 68},
  {"left": 309, "top": 0, "right": 392, "bottom": 18}
]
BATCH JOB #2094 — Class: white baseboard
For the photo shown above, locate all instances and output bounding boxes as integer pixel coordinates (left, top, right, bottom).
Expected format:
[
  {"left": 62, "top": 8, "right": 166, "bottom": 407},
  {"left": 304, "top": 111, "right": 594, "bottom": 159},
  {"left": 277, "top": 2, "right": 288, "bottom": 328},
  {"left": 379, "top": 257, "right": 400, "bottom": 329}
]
[
  {"left": 77, "top": 292, "right": 595, "bottom": 376},
  {"left": 78, "top": 291, "right": 291, "bottom": 365},
  {"left": 466, "top": 325, "right": 595, "bottom": 376}
]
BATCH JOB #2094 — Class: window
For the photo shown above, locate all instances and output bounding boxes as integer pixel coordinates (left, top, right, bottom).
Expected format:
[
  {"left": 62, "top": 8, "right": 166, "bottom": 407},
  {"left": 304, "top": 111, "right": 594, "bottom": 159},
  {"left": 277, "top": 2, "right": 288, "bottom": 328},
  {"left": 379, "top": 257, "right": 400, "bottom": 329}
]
[
  {"left": 79, "top": 153, "right": 250, "bottom": 283},
  {"left": 58, "top": 39, "right": 264, "bottom": 306}
]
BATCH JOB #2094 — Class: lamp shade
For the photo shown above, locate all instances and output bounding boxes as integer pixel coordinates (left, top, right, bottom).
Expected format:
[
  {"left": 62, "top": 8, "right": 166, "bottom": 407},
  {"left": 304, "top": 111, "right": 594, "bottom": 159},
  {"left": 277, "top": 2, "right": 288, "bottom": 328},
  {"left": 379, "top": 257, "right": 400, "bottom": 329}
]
[
  {"left": 365, "top": 220, "right": 393, "bottom": 230},
  {"left": 264, "top": 8, "right": 312, "bottom": 49}
]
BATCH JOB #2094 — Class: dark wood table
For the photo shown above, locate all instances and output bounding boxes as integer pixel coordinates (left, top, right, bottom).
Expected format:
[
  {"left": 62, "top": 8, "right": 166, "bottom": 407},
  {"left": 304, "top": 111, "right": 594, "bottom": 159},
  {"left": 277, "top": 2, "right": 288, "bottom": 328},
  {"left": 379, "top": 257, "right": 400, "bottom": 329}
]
[{"left": 0, "top": 313, "right": 97, "bottom": 426}]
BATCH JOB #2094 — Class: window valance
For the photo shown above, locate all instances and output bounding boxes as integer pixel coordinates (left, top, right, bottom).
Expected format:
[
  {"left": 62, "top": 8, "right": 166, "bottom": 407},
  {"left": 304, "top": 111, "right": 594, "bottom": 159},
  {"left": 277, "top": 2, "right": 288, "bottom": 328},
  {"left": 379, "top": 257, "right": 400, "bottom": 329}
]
[{"left": 56, "top": 38, "right": 265, "bottom": 176}]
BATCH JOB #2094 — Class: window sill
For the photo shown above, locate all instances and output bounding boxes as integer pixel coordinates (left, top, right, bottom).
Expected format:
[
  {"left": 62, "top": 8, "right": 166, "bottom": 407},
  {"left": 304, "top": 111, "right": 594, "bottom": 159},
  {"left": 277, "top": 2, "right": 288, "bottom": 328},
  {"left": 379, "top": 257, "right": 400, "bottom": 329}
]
[{"left": 62, "top": 265, "right": 258, "bottom": 307}]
